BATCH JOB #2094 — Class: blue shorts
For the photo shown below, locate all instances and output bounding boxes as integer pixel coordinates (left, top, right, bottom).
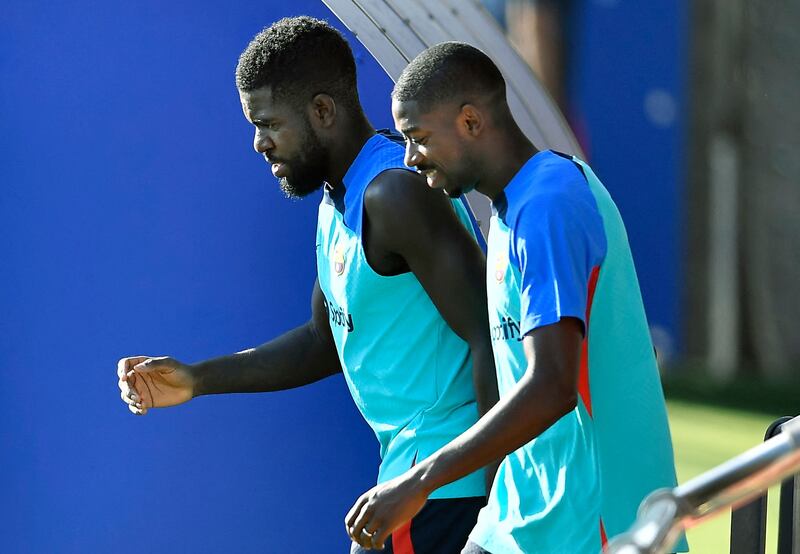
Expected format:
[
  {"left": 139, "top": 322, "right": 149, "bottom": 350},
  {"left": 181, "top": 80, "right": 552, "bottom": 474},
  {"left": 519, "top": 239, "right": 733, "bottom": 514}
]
[{"left": 461, "top": 542, "right": 491, "bottom": 554}]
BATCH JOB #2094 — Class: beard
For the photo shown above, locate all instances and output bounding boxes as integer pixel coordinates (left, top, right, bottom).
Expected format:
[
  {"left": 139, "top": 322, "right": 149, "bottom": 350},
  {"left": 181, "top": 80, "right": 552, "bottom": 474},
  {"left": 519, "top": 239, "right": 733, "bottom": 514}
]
[
  {"left": 444, "top": 171, "right": 478, "bottom": 200},
  {"left": 443, "top": 174, "right": 476, "bottom": 200},
  {"left": 276, "top": 123, "right": 329, "bottom": 199},
  {"left": 443, "top": 186, "right": 464, "bottom": 199}
]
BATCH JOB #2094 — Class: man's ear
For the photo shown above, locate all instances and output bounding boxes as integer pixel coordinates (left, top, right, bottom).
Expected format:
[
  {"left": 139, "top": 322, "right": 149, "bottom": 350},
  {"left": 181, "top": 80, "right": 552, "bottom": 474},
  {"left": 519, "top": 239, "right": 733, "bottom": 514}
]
[
  {"left": 458, "top": 103, "right": 484, "bottom": 137},
  {"left": 310, "top": 93, "right": 336, "bottom": 129}
]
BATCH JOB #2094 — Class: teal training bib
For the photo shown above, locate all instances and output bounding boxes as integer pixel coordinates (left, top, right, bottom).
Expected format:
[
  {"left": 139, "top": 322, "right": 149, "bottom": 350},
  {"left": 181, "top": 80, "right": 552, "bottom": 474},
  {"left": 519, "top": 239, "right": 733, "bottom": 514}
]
[{"left": 315, "top": 133, "right": 484, "bottom": 499}]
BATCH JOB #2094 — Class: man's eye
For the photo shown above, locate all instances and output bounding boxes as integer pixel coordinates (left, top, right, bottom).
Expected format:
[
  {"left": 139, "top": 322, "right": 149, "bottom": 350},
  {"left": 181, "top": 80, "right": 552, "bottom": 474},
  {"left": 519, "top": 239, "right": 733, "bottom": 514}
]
[{"left": 410, "top": 136, "right": 427, "bottom": 146}]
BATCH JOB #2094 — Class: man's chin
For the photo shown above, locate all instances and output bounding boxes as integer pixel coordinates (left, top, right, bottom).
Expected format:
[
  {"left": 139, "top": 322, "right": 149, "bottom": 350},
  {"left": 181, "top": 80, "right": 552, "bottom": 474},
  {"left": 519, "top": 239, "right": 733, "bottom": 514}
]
[
  {"left": 279, "top": 177, "right": 324, "bottom": 199},
  {"left": 443, "top": 180, "right": 477, "bottom": 199}
]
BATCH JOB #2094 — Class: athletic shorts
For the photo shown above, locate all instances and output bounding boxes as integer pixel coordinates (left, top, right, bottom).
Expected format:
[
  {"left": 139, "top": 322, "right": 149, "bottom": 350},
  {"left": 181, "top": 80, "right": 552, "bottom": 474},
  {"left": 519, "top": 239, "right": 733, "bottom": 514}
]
[
  {"left": 460, "top": 542, "right": 491, "bottom": 554},
  {"left": 350, "top": 496, "right": 486, "bottom": 554}
]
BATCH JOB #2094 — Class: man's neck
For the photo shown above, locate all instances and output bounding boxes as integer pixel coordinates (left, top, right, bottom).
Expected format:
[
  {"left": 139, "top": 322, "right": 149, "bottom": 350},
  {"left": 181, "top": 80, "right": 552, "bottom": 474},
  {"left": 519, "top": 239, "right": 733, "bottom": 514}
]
[
  {"left": 478, "top": 133, "right": 538, "bottom": 201},
  {"left": 324, "top": 115, "right": 375, "bottom": 190}
]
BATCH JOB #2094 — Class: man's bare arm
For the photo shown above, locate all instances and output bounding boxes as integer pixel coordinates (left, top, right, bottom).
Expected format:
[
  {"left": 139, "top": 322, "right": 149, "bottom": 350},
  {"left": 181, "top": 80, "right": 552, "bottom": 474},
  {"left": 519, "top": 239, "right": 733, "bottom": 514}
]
[
  {"left": 364, "top": 169, "right": 499, "bottom": 421},
  {"left": 345, "top": 318, "right": 582, "bottom": 549},
  {"left": 192, "top": 281, "right": 342, "bottom": 395},
  {"left": 118, "top": 280, "right": 342, "bottom": 414}
]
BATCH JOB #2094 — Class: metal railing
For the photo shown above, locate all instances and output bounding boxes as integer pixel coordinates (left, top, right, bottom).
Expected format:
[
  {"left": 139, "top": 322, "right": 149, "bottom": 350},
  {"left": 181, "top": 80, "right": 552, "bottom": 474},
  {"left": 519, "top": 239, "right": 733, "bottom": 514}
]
[
  {"left": 606, "top": 415, "right": 800, "bottom": 554},
  {"left": 730, "top": 416, "right": 799, "bottom": 554}
]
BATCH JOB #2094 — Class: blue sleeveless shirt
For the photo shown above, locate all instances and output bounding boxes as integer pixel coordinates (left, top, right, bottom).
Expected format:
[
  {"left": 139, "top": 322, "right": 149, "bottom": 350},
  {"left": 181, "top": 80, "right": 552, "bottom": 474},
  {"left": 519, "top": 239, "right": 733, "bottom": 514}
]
[{"left": 315, "top": 133, "right": 485, "bottom": 499}]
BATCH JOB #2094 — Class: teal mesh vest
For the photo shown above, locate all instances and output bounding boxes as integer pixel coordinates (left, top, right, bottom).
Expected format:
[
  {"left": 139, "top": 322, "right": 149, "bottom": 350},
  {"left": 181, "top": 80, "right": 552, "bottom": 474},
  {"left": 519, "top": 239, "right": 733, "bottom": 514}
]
[{"left": 315, "top": 133, "right": 484, "bottom": 499}]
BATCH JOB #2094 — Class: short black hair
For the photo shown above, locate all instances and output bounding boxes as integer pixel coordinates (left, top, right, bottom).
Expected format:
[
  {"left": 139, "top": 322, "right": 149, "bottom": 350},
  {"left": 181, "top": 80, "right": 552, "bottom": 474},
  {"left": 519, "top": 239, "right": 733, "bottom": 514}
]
[
  {"left": 393, "top": 42, "right": 506, "bottom": 112},
  {"left": 236, "top": 16, "right": 360, "bottom": 110}
]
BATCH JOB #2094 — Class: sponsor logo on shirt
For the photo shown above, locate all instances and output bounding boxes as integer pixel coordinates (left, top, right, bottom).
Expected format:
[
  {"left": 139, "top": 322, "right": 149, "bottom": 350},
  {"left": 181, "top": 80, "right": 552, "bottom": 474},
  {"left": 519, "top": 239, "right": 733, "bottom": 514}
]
[
  {"left": 333, "top": 245, "right": 345, "bottom": 276},
  {"left": 322, "top": 295, "right": 354, "bottom": 333},
  {"left": 494, "top": 254, "right": 508, "bottom": 283},
  {"left": 490, "top": 315, "right": 522, "bottom": 342}
]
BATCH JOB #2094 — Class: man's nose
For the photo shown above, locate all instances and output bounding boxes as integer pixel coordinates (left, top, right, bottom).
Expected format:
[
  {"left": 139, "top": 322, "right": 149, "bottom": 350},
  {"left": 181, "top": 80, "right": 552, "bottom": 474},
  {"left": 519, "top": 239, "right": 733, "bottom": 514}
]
[
  {"left": 404, "top": 144, "right": 422, "bottom": 168},
  {"left": 254, "top": 130, "right": 273, "bottom": 153}
]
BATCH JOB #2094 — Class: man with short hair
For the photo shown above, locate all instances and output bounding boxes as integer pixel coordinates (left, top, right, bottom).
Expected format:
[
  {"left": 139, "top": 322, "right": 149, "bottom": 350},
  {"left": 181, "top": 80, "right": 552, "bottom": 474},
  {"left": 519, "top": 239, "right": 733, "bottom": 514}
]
[
  {"left": 117, "top": 20, "right": 498, "bottom": 553},
  {"left": 345, "top": 42, "right": 685, "bottom": 554}
]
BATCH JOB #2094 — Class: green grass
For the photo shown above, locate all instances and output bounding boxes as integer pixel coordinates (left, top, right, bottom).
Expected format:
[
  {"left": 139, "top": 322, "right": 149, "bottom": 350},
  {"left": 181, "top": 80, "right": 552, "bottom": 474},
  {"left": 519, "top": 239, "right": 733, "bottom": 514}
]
[{"left": 666, "top": 399, "right": 785, "bottom": 553}]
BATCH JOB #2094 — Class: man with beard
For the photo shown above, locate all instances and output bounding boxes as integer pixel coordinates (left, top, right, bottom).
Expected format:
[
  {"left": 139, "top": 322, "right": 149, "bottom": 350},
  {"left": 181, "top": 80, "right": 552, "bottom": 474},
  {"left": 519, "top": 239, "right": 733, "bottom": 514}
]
[
  {"left": 345, "top": 42, "right": 685, "bottom": 554},
  {"left": 116, "top": 18, "right": 498, "bottom": 554}
]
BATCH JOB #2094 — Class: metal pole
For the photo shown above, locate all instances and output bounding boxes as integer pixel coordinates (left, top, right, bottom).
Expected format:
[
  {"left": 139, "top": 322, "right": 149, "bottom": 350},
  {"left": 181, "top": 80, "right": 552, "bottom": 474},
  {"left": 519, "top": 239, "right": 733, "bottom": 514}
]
[
  {"left": 730, "top": 416, "right": 794, "bottom": 554},
  {"left": 607, "top": 416, "right": 800, "bottom": 554},
  {"left": 770, "top": 417, "right": 799, "bottom": 554}
]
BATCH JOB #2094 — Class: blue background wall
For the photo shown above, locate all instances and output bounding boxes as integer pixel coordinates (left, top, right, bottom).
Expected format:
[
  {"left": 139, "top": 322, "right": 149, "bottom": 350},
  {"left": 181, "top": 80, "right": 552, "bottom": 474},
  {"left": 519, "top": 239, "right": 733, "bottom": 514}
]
[
  {"left": 566, "top": 0, "right": 687, "bottom": 359},
  {"left": 1, "top": 2, "right": 394, "bottom": 552},
  {"left": 1, "top": 0, "right": 686, "bottom": 552}
]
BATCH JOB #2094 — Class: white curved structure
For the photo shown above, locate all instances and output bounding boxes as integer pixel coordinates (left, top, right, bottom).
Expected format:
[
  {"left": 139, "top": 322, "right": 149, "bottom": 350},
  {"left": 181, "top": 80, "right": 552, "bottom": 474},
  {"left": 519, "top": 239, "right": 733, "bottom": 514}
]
[{"left": 323, "top": 0, "right": 583, "bottom": 238}]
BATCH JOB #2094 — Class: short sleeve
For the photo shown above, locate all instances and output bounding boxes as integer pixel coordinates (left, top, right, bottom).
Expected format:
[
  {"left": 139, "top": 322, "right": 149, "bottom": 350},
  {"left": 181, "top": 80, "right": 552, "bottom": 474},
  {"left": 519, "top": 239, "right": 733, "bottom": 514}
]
[{"left": 511, "top": 188, "right": 606, "bottom": 336}]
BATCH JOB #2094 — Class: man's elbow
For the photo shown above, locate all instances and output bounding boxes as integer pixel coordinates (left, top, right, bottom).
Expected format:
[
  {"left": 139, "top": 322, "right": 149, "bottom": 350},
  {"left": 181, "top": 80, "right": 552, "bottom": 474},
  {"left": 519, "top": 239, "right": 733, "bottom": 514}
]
[
  {"left": 540, "top": 376, "right": 578, "bottom": 420},
  {"left": 556, "top": 388, "right": 578, "bottom": 416}
]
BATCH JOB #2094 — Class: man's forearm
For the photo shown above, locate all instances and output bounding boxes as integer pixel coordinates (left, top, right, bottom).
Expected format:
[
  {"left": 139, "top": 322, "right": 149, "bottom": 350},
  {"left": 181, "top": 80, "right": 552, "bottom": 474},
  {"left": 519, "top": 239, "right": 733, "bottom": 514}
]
[
  {"left": 413, "top": 368, "right": 577, "bottom": 495},
  {"left": 191, "top": 322, "right": 341, "bottom": 396},
  {"left": 470, "top": 339, "right": 502, "bottom": 491},
  {"left": 471, "top": 340, "right": 500, "bottom": 418}
]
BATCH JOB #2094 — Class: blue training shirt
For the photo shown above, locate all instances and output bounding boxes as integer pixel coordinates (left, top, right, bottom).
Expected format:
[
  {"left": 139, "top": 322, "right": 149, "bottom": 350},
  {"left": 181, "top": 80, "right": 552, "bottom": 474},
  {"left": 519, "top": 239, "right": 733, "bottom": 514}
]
[{"left": 470, "top": 150, "right": 684, "bottom": 553}]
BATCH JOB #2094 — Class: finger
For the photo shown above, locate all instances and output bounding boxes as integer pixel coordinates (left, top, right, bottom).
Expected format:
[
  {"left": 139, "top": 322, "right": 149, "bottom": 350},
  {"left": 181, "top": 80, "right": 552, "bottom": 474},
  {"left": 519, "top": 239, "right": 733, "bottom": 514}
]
[
  {"left": 358, "top": 528, "right": 375, "bottom": 549},
  {"left": 125, "top": 370, "right": 137, "bottom": 386},
  {"left": 119, "top": 376, "right": 142, "bottom": 404},
  {"left": 122, "top": 390, "right": 143, "bottom": 410},
  {"left": 128, "top": 403, "right": 147, "bottom": 416},
  {"left": 350, "top": 500, "right": 374, "bottom": 546},
  {"left": 118, "top": 356, "right": 149, "bottom": 380},
  {"left": 120, "top": 377, "right": 147, "bottom": 413},
  {"left": 119, "top": 379, "right": 134, "bottom": 401},
  {"left": 118, "top": 376, "right": 139, "bottom": 397},
  {"left": 127, "top": 373, "right": 157, "bottom": 409},
  {"left": 133, "top": 356, "right": 173, "bottom": 373},
  {"left": 120, "top": 388, "right": 139, "bottom": 406},
  {"left": 372, "top": 527, "right": 389, "bottom": 551},
  {"left": 365, "top": 523, "right": 387, "bottom": 550},
  {"left": 345, "top": 495, "right": 368, "bottom": 532},
  {"left": 347, "top": 505, "right": 370, "bottom": 543}
]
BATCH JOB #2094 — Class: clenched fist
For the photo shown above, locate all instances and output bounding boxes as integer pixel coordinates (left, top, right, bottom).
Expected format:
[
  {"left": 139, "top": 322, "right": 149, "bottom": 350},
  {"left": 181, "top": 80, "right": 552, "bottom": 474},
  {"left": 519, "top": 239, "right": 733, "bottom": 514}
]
[{"left": 117, "top": 356, "right": 196, "bottom": 415}]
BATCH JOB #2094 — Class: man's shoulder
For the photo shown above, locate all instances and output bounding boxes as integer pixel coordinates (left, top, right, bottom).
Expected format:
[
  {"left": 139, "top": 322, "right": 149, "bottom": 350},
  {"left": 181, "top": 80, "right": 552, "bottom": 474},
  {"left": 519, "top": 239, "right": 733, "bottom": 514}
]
[
  {"left": 364, "top": 169, "right": 468, "bottom": 255},
  {"left": 364, "top": 168, "right": 431, "bottom": 217},
  {"left": 508, "top": 157, "right": 594, "bottom": 226}
]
